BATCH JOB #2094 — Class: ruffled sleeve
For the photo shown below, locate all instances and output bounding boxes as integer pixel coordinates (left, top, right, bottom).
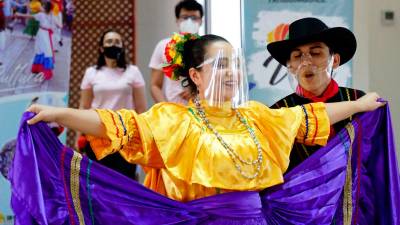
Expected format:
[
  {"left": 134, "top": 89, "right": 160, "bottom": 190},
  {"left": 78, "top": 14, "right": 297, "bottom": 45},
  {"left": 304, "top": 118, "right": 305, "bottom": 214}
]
[
  {"left": 86, "top": 103, "right": 192, "bottom": 169},
  {"left": 139, "top": 103, "right": 192, "bottom": 177},
  {"left": 245, "top": 101, "right": 330, "bottom": 172},
  {"left": 295, "top": 103, "right": 330, "bottom": 146},
  {"left": 86, "top": 108, "right": 164, "bottom": 168}
]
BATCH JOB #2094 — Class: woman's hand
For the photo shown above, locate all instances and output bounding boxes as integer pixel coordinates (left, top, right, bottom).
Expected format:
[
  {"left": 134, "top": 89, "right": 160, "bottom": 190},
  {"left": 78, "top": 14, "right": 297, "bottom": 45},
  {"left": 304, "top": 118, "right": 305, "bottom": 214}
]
[
  {"left": 27, "top": 104, "right": 106, "bottom": 138},
  {"left": 27, "top": 104, "right": 63, "bottom": 125},
  {"left": 325, "top": 92, "right": 386, "bottom": 125},
  {"left": 355, "top": 92, "right": 386, "bottom": 112}
]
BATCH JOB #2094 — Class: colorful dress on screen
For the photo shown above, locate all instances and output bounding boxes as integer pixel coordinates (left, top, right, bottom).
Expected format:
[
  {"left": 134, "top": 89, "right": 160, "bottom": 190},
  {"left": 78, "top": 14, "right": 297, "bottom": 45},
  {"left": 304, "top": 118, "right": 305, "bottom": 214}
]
[{"left": 31, "top": 11, "right": 55, "bottom": 80}]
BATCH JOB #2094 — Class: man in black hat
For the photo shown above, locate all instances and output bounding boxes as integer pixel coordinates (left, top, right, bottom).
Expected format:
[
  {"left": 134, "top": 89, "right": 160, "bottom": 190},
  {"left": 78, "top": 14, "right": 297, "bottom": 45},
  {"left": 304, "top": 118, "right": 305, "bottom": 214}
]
[{"left": 268, "top": 17, "right": 365, "bottom": 172}]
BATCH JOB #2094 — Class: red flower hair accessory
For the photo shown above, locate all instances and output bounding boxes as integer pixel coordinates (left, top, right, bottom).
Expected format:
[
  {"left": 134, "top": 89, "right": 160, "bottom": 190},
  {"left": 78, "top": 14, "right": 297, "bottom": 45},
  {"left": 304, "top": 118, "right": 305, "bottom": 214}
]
[{"left": 162, "top": 32, "right": 200, "bottom": 81}]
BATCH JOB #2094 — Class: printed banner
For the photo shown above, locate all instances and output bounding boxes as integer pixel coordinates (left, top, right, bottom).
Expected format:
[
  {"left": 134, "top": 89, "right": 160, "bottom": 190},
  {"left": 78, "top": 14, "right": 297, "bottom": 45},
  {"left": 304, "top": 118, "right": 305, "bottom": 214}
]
[
  {"left": 0, "top": 0, "right": 74, "bottom": 223},
  {"left": 243, "top": 0, "right": 354, "bottom": 106}
]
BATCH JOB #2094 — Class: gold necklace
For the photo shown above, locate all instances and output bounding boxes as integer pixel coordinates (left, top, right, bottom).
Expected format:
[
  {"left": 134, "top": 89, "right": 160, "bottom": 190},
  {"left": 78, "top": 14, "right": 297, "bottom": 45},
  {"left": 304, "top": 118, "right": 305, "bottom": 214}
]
[{"left": 194, "top": 96, "right": 263, "bottom": 179}]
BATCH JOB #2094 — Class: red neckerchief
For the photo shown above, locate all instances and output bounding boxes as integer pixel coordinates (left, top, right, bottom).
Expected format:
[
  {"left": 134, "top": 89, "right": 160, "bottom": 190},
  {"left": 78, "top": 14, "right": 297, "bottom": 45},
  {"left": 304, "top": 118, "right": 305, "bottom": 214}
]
[
  {"left": 296, "top": 79, "right": 339, "bottom": 138},
  {"left": 296, "top": 79, "right": 339, "bottom": 103}
]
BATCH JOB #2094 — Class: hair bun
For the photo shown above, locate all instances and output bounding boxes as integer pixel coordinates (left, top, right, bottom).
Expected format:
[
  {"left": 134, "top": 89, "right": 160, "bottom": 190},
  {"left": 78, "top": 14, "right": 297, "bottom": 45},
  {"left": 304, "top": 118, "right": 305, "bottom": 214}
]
[{"left": 162, "top": 32, "right": 200, "bottom": 80}]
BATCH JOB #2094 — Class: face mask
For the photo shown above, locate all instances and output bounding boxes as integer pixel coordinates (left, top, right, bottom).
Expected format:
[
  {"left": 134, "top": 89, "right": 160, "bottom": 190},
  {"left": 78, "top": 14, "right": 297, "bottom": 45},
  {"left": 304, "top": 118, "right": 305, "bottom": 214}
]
[
  {"left": 103, "top": 46, "right": 123, "bottom": 60},
  {"left": 179, "top": 19, "right": 200, "bottom": 34}
]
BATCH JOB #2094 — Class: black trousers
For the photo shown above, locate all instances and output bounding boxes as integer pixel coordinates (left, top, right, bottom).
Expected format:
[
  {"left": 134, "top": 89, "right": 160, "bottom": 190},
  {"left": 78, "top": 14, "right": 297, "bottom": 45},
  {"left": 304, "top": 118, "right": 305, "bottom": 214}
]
[{"left": 83, "top": 143, "right": 137, "bottom": 180}]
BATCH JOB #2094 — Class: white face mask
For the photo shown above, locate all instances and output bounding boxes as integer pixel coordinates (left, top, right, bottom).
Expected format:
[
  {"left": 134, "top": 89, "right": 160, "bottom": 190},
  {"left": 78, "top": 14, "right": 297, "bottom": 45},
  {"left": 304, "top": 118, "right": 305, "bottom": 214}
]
[{"left": 179, "top": 19, "right": 200, "bottom": 34}]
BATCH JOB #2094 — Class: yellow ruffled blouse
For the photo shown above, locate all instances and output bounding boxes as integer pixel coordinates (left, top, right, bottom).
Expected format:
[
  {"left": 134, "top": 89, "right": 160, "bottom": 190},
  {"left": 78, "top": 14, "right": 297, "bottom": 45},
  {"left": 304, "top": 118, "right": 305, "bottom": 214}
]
[{"left": 88, "top": 101, "right": 329, "bottom": 202}]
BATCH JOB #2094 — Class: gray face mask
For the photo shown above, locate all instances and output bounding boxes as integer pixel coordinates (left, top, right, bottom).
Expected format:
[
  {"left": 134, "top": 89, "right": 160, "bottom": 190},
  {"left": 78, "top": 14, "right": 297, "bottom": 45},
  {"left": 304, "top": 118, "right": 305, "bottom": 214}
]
[{"left": 179, "top": 19, "right": 200, "bottom": 34}]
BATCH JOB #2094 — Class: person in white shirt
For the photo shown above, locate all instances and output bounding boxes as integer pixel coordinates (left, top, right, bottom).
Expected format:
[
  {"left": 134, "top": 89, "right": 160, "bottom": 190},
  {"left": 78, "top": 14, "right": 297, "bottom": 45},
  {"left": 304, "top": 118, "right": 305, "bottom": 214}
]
[
  {"left": 149, "top": 0, "right": 203, "bottom": 104},
  {"left": 78, "top": 29, "right": 147, "bottom": 180}
]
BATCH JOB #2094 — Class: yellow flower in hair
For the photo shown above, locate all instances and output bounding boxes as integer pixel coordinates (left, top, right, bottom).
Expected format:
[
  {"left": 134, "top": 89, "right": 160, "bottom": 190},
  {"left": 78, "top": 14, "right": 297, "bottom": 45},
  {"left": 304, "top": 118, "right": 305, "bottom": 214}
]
[
  {"left": 175, "top": 55, "right": 182, "bottom": 66},
  {"left": 169, "top": 49, "right": 176, "bottom": 59},
  {"left": 172, "top": 33, "right": 182, "bottom": 42},
  {"left": 163, "top": 32, "right": 200, "bottom": 80}
]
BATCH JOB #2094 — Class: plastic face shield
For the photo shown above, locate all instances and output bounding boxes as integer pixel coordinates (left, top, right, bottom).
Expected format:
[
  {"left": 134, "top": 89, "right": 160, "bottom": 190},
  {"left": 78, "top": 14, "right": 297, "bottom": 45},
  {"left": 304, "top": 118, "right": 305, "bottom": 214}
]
[
  {"left": 286, "top": 52, "right": 334, "bottom": 94},
  {"left": 196, "top": 48, "right": 249, "bottom": 109}
]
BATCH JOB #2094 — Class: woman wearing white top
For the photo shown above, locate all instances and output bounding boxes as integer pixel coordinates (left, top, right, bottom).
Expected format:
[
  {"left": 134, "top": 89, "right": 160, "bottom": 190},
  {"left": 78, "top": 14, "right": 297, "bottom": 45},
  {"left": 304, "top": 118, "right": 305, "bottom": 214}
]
[{"left": 78, "top": 29, "right": 147, "bottom": 180}]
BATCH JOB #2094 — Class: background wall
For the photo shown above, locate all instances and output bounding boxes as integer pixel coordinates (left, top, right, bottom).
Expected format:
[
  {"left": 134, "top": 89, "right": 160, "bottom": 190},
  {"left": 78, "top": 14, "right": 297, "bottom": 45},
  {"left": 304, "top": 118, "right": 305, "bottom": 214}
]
[
  {"left": 136, "top": 0, "right": 181, "bottom": 107},
  {"left": 354, "top": 0, "right": 400, "bottom": 155}
]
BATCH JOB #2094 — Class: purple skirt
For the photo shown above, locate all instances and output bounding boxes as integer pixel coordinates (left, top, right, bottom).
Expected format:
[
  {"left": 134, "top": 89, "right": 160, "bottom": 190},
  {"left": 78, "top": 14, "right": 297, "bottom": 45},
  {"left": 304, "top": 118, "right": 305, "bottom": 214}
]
[{"left": 9, "top": 106, "right": 400, "bottom": 225}]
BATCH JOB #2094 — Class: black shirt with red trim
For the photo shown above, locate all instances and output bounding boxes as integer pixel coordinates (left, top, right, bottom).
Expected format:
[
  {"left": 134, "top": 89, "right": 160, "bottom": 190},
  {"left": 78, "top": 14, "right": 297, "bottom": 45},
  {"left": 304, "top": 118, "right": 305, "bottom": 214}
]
[{"left": 271, "top": 86, "right": 365, "bottom": 172}]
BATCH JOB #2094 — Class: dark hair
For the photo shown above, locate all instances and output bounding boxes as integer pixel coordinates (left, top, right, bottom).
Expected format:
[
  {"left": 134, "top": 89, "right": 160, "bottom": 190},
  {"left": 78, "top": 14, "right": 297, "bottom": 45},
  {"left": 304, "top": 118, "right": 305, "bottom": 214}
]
[
  {"left": 180, "top": 34, "right": 228, "bottom": 95},
  {"left": 175, "top": 0, "right": 203, "bottom": 19},
  {"left": 43, "top": 1, "right": 52, "bottom": 13},
  {"left": 96, "top": 29, "right": 127, "bottom": 70}
]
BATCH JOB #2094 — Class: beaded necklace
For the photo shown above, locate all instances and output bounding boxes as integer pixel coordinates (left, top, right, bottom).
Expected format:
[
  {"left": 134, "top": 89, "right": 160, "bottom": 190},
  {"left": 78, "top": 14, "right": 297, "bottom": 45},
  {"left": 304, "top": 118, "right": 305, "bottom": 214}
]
[{"left": 194, "top": 96, "right": 263, "bottom": 179}]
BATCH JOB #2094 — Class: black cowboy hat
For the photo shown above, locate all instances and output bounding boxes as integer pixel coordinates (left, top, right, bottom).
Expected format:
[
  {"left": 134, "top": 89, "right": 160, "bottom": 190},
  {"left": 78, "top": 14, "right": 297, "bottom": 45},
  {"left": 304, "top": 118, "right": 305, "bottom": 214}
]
[{"left": 267, "top": 17, "right": 357, "bottom": 66}]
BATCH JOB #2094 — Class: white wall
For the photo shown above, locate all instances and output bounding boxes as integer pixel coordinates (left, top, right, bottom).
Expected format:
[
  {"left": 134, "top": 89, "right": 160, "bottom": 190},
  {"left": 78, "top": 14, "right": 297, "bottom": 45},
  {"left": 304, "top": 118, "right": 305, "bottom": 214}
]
[
  {"left": 136, "top": 0, "right": 182, "bottom": 107},
  {"left": 353, "top": 0, "right": 370, "bottom": 91},
  {"left": 354, "top": 0, "right": 400, "bottom": 154},
  {"left": 369, "top": 0, "right": 400, "bottom": 154}
]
